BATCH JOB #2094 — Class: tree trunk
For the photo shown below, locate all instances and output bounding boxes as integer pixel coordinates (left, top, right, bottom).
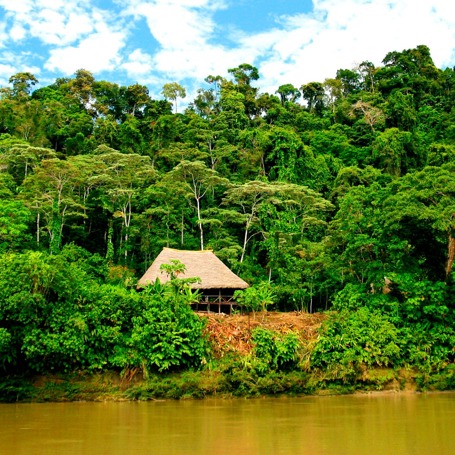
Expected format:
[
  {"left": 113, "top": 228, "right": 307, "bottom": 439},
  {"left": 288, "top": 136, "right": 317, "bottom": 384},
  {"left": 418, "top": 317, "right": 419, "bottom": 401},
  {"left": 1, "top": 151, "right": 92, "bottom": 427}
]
[
  {"left": 106, "top": 221, "right": 114, "bottom": 262},
  {"left": 240, "top": 227, "right": 249, "bottom": 263},
  {"left": 445, "top": 232, "right": 455, "bottom": 279},
  {"left": 180, "top": 210, "right": 184, "bottom": 246},
  {"left": 196, "top": 197, "right": 204, "bottom": 250},
  {"left": 36, "top": 212, "right": 40, "bottom": 246}
]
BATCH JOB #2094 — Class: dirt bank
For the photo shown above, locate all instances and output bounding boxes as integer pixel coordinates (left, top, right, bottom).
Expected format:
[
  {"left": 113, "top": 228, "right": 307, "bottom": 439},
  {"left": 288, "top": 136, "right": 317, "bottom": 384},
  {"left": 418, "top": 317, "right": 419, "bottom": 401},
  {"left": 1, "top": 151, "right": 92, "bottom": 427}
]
[{"left": 200, "top": 311, "right": 326, "bottom": 357}]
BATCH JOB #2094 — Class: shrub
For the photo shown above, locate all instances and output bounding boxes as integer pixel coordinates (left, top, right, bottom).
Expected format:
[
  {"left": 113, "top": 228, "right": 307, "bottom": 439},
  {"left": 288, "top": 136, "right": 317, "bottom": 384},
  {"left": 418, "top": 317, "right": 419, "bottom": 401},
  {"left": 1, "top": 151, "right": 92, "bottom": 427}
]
[
  {"left": 311, "top": 307, "right": 401, "bottom": 371},
  {"left": 114, "top": 280, "right": 208, "bottom": 375},
  {"left": 252, "top": 327, "right": 301, "bottom": 372}
]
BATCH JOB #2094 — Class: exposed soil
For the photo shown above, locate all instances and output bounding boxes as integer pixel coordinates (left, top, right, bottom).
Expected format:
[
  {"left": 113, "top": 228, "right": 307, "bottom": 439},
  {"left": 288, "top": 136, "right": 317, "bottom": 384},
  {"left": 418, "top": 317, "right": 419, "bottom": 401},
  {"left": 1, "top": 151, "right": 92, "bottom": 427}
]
[{"left": 198, "top": 311, "right": 326, "bottom": 358}]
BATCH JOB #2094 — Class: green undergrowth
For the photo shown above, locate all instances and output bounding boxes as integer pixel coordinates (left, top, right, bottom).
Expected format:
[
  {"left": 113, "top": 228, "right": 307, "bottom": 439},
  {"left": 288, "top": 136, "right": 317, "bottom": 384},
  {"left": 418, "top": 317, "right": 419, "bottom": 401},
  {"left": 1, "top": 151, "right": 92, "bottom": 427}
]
[{"left": 3, "top": 364, "right": 455, "bottom": 403}]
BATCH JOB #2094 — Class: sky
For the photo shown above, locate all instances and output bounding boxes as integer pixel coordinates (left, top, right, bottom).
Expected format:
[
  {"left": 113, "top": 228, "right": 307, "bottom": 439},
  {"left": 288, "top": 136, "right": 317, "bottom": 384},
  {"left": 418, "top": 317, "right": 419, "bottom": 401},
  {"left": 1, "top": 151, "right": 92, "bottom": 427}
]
[{"left": 0, "top": 0, "right": 454, "bottom": 103}]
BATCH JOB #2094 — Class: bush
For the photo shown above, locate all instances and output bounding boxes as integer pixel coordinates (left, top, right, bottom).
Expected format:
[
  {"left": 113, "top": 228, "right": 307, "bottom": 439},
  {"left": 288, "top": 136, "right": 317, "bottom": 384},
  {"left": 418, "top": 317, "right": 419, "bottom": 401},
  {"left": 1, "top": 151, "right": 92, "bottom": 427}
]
[
  {"left": 252, "top": 327, "right": 301, "bottom": 372},
  {"left": 113, "top": 281, "right": 208, "bottom": 375},
  {"left": 311, "top": 307, "right": 401, "bottom": 371}
]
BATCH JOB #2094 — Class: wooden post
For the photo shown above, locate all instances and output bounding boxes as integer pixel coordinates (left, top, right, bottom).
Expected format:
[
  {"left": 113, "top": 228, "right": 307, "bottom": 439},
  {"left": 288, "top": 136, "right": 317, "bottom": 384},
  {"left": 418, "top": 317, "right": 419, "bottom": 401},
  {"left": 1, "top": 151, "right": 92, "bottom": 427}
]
[{"left": 218, "top": 289, "right": 221, "bottom": 314}]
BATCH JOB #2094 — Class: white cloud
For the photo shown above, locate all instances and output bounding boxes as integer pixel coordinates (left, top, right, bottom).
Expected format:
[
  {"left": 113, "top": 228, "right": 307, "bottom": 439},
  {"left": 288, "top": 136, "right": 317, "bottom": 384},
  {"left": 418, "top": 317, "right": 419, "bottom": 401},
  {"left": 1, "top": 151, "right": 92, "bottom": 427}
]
[
  {"left": 0, "top": 0, "right": 454, "bottom": 99},
  {"left": 131, "top": 1, "right": 217, "bottom": 50},
  {"left": 0, "top": 0, "right": 34, "bottom": 15},
  {"left": 122, "top": 49, "right": 154, "bottom": 78},
  {"left": 249, "top": 0, "right": 455, "bottom": 92},
  {"left": 45, "top": 28, "right": 126, "bottom": 74},
  {"left": 9, "top": 23, "right": 26, "bottom": 41},
  {"left": 0, "top": 1, "right": 130, "bottom": 77},
  {"left": 0, "top": 63, "right": 16, "bottom": 85},
  {"left": 0, "top": 50, "right": 41, "bottom": 86},
  {"left": 0, "top": 20, "right": 8, "bottom": 48},
  {"left": 112, "top": 0, "right": 454, "bottom": 97},
  {"left": 0, "top": 0, "right": 122, "bottom": 46},
  {"left": 118, "top": 0, "right": 235, "bottom": 84},
  {"left": 38, "top": 0, "right": 72, "bottom": 9},
  {"left": 30, "top": 9, "right": 95, "bottom": 46}
]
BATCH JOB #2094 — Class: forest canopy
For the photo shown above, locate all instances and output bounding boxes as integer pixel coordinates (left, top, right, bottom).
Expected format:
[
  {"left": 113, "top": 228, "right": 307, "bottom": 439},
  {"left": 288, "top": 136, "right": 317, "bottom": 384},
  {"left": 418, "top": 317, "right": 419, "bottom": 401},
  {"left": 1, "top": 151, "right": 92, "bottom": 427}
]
[{"left": 1, "top": 44, "right": 455, "bottom": 378}]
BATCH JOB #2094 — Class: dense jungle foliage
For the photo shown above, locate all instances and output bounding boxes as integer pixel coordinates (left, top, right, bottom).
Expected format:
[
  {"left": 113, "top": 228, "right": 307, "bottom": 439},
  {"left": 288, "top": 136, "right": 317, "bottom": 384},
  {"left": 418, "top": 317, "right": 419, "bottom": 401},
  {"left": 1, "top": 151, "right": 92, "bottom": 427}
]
[{"left": 1, "top": 44, "right": 455, "bottom": 387}]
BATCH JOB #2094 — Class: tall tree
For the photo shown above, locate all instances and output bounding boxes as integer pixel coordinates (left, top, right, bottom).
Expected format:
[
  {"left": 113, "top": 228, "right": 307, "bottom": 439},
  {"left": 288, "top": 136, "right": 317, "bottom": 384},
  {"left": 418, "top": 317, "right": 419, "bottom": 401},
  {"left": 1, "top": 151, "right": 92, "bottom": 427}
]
[
  {"left": 276, "top": 84, "right": 301, "bottom": 105},
  {"left": 384, "top": 164, "right": 455, "bottom": 280},
  {"left": 2, "top": 73, "right": 39, "bottom": 100},
  {"left": 224, "top": 181, "right": 333, "bottom": 265},
  {"left": 372, "top": 128, "right": 415, "bottom": 177},
  {"left": 165, "top": 160, "right": 228, "bottom": 250},
  {"left": 223, "top": 180, "right": 278, "bottom": 263},
  {"left": 227, "top": 63, "right": 260, "bottom": 117},
  {"left": 161, "top": 82, "right": 186, "bottom": 113},
  {"left": 20, "top": 158, "right": 87, "bottom": 252},
  {"left": 92, "top": 149, "right": 156, "bottom": 262},
  {"left": 123, "top": 83, "right": 151, "bottom": 118},
  {"left": 300, "top": 82, "right": 325, "bottom": 114}
]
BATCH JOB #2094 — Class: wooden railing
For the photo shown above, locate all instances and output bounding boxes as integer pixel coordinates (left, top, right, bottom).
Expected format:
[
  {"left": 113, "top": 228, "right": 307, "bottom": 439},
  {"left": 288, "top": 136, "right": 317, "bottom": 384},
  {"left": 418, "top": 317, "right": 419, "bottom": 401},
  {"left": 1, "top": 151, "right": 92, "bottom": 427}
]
[{"left": 192, "top": 295, "right": 239, "bottom": 314}]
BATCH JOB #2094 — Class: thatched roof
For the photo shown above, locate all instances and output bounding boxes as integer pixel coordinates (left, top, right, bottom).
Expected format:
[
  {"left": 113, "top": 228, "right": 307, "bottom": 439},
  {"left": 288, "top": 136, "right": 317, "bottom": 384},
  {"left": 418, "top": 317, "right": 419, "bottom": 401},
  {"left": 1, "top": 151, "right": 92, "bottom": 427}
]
[{"left": 138, "top": 248, "right": 249, "bottom": 290}]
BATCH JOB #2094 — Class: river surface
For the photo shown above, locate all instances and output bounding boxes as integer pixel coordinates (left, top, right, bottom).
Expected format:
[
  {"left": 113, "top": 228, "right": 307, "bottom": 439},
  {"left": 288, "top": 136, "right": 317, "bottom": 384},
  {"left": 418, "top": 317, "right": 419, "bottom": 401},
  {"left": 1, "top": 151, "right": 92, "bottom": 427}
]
[{"left": 1, "top": 392, "right": 454, "bottom": 455}]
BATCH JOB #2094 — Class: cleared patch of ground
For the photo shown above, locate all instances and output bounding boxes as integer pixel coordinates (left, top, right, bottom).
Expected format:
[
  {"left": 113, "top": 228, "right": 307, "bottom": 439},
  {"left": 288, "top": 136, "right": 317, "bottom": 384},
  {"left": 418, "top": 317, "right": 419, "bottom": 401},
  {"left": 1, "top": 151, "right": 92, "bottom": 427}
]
[{"left": 198, "top": 311, "right": 326, "bottom": 357}]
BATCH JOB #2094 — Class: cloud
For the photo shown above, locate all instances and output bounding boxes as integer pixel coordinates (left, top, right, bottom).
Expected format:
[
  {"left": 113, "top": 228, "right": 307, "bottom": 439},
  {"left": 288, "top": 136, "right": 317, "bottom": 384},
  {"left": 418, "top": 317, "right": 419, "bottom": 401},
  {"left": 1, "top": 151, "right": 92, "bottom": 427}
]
[
  {"left": 0, "top": 0, "right": 131, "bottom": 83},
  {"left": 0, "top": 0, "right": 34, "bottom": 15},
  {"left": 127, "top": 0, "right": 219, "bottom": 50},
  {"left": 0, "top": 1, "right": 89, "bottom": 45},
  {"left": 121, "top": 0, "right": 235, "bottom": 77},
  {"left": 0, "top": 50, "right": 41, "bottom": 86},
  {"left": 248, "top": 0, "right": 455, "bottom": 92},
  {"left": 122, "top": 49, "right": 154, "bottom": 79},
  {"left": 112, "top": 0, "right": 455, "bottom": 99},
  {"left": 0, "top": 0, "right": 125, "bottom": 48},
  {"left": 0, "top": 0, "right": 454, "bottom": 99},
  {"left": 9, "top": 23, "right": 26, "bottom": 41},
  {"left": 31, "top": 9, "right": 95, "bottom": 46},
  {"left": 0, "top": 19, "right": 7, "bottom": 48},
  {"left": 45, "top": 27, "right": 126, "bottom": 75},
  {"left": 0, "top": 63, "right": 17, "bottom": 85}
]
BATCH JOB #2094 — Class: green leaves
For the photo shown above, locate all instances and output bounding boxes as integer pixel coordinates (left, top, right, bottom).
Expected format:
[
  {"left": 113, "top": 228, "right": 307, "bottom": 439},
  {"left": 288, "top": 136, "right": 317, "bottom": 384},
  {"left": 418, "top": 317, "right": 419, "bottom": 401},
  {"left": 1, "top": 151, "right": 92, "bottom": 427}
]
[
  {"left": 3, "top": 249, "right": 195, "bottom": 376},
  {"left": 384, "top": 164, "right": 455, "bottom": 279},
  {"left": 251, "top": 328, "right": 301, "bottom": 372},
  {"left": 161, "top": 82, "right": 186, "bottom": 113},
  {"left": 0, "top": 46, "right": 454, "bottom": 381},
  {"left": 311, "top": 308, "right": 401, "bottom": 371},
  {"left": 0, "top": 200, "right": 32, "bottom": 251},
  {"left": 165, "top": 160, "right": 229, "bottom": 250},
  {"left": 372, "top": 128, "right": 415, "bottom": 176},
  {"left": 0, "top": 328, "right": 12, "bottom": 368},
  {"left": 234, "top": 282, "right": 276, "bottom": 315},
  {"left": 119, "top": 283, "right": 207, "bottom": 375}
]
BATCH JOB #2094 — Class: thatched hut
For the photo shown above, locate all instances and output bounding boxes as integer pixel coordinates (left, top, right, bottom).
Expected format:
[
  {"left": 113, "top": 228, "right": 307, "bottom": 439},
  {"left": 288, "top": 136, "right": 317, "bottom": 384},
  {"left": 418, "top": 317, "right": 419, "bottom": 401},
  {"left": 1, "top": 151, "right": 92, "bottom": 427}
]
[{"left": 138, "top": 248, "right": 249, "bottom": 313}]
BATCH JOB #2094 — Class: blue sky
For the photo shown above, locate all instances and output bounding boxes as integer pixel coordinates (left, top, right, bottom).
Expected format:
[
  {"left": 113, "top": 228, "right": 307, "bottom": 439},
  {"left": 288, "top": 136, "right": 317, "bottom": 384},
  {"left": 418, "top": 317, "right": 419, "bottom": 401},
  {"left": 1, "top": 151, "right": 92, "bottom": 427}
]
[{"left": 0, "top": 0, "right": 454, "bottom": 103}]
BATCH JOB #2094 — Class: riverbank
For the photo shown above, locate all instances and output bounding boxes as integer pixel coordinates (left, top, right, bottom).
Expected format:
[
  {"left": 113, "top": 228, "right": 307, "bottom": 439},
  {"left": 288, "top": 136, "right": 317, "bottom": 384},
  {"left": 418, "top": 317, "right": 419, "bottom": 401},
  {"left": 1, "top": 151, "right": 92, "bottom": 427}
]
[
  {"left": 0, "top": 366, "right": 448, "bottom": 402},
  {"left": 2, "top": 311, "right": 454, "bottom": 402}
]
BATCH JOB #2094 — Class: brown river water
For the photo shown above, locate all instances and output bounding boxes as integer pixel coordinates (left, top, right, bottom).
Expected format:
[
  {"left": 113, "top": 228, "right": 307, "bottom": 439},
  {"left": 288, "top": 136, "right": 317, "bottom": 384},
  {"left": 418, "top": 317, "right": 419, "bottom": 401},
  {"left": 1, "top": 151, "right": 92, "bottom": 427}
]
[{"left": 1, "top": 392, "right": 454, "bottom": 455}]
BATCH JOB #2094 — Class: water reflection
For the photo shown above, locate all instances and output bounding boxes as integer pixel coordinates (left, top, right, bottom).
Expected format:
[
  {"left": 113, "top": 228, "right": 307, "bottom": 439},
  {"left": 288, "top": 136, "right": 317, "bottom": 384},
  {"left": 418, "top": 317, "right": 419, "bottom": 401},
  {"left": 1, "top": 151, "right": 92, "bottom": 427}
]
[{"left": 1, "top": 393, "right": 454, "bottom": 455}]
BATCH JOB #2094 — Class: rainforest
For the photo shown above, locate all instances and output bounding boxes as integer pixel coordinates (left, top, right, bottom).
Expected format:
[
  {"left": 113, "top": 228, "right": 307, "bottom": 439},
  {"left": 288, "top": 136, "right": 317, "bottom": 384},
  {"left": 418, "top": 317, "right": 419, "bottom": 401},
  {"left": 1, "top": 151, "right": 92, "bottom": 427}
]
[{"left": 1, "top": 44, "right": 455, "bottom": 401}]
